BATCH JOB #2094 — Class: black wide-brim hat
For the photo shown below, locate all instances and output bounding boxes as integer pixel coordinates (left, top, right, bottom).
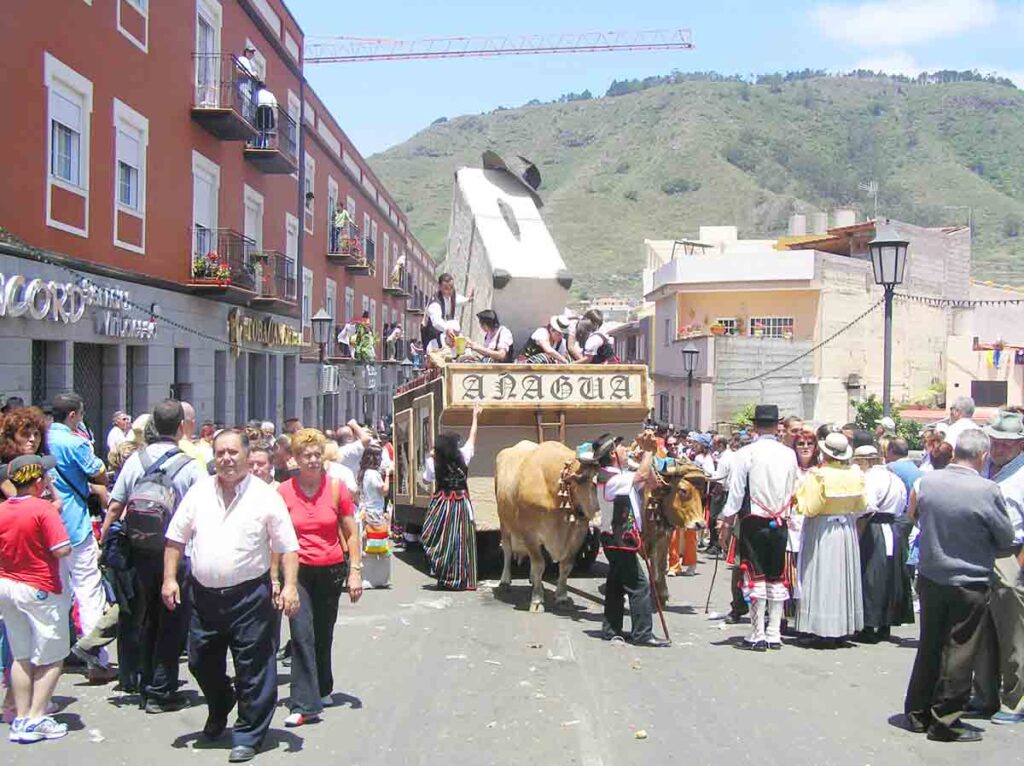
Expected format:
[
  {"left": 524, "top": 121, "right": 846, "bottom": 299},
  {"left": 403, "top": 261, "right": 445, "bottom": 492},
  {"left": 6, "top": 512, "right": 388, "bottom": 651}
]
[{"left": 753, "top": 404, "right": 780, "bottom": 424}]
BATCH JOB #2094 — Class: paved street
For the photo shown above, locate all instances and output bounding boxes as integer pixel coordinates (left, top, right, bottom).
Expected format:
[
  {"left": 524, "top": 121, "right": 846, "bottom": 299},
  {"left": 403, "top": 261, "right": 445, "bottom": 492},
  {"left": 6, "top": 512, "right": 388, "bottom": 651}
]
[{"left": 2, "top": 548, "right": 1019, "bottom": 766}]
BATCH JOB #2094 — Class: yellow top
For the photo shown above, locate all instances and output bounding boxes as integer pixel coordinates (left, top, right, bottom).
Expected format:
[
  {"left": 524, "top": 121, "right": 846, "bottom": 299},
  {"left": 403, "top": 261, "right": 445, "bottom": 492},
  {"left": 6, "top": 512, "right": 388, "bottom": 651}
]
[
  {"left": 179, "top": 437, "right": 213, "bottom": 466},
  {"left": 796, "top": 463, "right": 866, "bottom": 518}
]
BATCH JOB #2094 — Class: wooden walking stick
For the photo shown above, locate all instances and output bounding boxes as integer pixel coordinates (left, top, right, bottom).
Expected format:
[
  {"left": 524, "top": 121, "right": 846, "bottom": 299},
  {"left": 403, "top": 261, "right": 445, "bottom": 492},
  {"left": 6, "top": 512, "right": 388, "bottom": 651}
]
[{"left": 638, "top": 534, "right": 671, "bottom": 644}]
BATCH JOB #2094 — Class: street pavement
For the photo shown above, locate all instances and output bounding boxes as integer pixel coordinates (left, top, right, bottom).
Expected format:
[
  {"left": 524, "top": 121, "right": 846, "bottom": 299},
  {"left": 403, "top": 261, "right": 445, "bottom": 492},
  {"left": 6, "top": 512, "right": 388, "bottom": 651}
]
[{"left": 3, "top": 547, "right": 1020, "bottom": 766}]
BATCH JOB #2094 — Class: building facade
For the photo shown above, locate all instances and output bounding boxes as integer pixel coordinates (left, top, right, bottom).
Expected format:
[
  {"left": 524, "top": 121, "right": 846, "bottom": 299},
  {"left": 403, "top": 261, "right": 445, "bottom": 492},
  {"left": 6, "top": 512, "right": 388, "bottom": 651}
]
[
  {"left": 642, "top": 219, "right": 968, "bottom": 428},
  {"left": 0, "top": 0, "right": 431, "bottom": 430}
]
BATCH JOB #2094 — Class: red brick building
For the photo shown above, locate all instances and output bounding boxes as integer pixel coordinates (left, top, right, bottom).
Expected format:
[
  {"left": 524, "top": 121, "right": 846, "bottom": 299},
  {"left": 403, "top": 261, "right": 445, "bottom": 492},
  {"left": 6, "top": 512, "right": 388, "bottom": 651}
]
[{"left": 0, "top": 0, "right": 431, "bottom": 430}]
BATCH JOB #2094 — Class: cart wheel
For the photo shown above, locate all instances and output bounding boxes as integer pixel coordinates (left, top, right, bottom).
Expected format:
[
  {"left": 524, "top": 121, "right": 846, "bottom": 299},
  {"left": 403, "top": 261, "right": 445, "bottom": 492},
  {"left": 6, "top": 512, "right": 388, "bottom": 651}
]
[{"left": 574, "top": 527, "right": 601, "bottom": 572}]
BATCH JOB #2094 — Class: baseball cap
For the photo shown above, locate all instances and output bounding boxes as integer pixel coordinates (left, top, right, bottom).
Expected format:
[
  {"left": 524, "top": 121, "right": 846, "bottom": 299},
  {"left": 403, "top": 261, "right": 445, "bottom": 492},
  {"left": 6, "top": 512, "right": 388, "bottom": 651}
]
[{"left": 2, "top": 454, "right": 56, "bottom": 485}]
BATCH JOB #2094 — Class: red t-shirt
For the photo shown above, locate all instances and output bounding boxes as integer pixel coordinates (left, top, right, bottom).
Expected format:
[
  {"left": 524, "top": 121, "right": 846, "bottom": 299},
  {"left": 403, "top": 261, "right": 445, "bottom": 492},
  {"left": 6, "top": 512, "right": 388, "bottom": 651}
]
[
  {"left": 0, "top": 496, "right": 70, "bottom": 594},
  {"left": 277, "top": 476, "right": 355, "bottom": 566}
]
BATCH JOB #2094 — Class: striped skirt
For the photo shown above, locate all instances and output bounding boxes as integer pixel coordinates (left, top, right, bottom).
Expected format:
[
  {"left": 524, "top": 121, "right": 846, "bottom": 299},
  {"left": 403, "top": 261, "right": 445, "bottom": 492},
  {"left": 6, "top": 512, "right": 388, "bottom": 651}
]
[
  {"left": 516, "top": 353, "right": 565, "bottom": 364},
  {"left": 421, "top": 490, "right": 478, "bottom": 590}
]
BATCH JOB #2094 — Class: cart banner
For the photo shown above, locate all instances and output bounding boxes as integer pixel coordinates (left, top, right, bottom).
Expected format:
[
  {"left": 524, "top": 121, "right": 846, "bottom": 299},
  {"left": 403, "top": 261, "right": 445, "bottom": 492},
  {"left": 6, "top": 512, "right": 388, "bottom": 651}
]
[{"left": 448, "top": 367, "right": 646, "bottom": 407}]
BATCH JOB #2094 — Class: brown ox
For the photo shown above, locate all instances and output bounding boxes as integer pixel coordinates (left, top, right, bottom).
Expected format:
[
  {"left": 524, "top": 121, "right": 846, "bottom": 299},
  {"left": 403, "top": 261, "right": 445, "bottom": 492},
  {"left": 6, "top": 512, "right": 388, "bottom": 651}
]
[
  {"left": 643, "top": 461, "right": 706, "bottom": 605},
  {"left": 495, "top": 440, "right": 601, "bottom": 612}
]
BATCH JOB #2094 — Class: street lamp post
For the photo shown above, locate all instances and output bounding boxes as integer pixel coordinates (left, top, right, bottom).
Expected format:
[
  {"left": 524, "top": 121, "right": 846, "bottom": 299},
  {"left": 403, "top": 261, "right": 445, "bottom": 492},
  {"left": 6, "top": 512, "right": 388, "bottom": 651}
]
[
  {"left": 868, "top": 228, "right": 909, "bottom": 417},
  {"left": 681, "top": 342, "right": 699, "bottom": 428},
  {"left": 311, "top": 308, "right": 334, "bottom": 429}
]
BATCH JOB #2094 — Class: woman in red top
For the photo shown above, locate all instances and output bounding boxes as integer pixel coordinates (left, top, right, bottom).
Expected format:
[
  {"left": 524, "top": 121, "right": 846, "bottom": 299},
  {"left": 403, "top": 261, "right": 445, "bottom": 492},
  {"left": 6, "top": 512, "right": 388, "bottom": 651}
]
[{"left": 276, "top": 429, "right": 362, "bottom": 727}]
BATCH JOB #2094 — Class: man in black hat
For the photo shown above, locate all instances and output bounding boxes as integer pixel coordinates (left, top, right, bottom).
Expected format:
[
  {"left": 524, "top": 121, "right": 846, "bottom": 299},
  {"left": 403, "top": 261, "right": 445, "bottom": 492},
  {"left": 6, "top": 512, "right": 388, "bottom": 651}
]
[
  {"left": 718, "top": 405, "right": 799, "bottom": 650},
  {"left": 594, "top": 431, "right": 670, "bottom": 648}
]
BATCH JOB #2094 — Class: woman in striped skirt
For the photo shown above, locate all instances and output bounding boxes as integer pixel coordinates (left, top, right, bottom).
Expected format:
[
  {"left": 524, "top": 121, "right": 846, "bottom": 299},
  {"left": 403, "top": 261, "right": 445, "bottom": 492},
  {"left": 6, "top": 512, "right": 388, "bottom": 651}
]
[{"left": 421, "top": 403, "right": 482, "bottom": 590}]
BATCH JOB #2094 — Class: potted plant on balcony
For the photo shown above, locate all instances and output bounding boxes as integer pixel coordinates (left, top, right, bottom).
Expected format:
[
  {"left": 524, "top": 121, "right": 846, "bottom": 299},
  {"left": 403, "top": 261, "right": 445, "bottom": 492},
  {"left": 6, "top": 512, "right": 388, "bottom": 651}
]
[
  {"left": 191, "top": 251, "right": 232, "bottom": 285},
  {"left": 709, "top": 322, "right": 726, "bottom": 336},
  {"left": 752, "top": 321, "right": 765, "bottom": 337}
]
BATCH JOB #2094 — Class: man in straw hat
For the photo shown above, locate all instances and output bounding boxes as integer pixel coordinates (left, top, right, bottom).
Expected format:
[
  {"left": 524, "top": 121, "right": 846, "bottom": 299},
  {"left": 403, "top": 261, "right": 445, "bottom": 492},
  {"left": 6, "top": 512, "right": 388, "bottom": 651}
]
[
  {"left": 718, "top": 405, "right": 799, "bottom": 651},
  {"left": 972, "top": 411, "right": 1024, "bottom": 725}
]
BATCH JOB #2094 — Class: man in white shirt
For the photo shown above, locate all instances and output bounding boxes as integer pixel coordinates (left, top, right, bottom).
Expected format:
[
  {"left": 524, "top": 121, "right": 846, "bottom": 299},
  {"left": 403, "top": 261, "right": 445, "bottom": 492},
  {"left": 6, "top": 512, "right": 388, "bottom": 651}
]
[
  {"left": 162, "top": 430, "right": 299, "bottom": 763},
  {"left": 706, "top": 434, "right": 739, "bottom": 555},
  {"left": 423, "top": 272, "right": 473, "bottom": 347},
  {"left": 105, "top": 410, "right": 131, "bottom": 455},
  {"left": 719, "top": 405, "right": 799, "bottom": 650},
  {"left": 595, "top": 432, "right": 670, "bottom": 648},
  {"left": 944, "top": 396, "right": 981, "bottom": 448}
]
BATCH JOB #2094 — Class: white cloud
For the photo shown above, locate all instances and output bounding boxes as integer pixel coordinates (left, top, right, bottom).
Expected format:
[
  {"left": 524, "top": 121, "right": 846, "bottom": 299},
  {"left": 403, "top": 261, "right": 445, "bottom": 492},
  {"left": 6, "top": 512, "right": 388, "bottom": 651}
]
[{"left": 813, "top": 0, "right": 999, "bottom": 47}]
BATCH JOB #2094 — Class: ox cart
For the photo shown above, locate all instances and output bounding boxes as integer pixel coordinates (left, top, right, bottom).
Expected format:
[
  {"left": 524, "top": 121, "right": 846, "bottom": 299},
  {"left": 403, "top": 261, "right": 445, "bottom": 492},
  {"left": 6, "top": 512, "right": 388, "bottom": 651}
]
[{"left": 391, "top": 362, "right": 651, "bottom": 568}]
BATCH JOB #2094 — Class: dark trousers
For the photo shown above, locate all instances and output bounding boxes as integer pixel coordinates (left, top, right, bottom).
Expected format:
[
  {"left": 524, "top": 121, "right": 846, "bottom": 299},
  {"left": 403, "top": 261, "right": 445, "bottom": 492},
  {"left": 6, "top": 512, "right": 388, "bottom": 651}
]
[
  {"left": 707, "top": 491, "right": 727, "bottom": 549},
  {"left": 189, "top": 575, "right": 277, "bottom": 749},
  {"left": 134, "top": 554, "right": 191, "bottom": 703},
  {"left": 602, "top": 549, "right": 653, "bottom": 641},
  {"left": 288, "top": 563, "right": 345, "bottom": 715},
  {"left": 904, "top": 575, "right": 990, "bottom": 730}
]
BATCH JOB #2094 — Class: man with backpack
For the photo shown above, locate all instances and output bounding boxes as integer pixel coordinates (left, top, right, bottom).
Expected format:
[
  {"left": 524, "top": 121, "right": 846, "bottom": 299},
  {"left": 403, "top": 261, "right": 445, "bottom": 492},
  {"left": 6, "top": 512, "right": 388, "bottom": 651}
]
[{"left": 101, "top": 400, "right": 207, "bottom": 713}]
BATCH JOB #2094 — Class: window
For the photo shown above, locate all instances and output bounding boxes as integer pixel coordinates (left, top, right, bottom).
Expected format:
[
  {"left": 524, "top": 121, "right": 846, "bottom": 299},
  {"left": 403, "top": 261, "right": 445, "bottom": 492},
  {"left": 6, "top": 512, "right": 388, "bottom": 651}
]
[
  {"left": 716, "top": 317, "right": 738, "bottom": 336},
  {"left": 345, "top": 286, "right": 354, "bottom": 322},
  {"left": 301, "top": 267, "right": 314, "bottom": 328},
  {"left": 749, "top": 316, "right": 794, "bottom": 338},
  {"left": 113, "top": 98, "right": 149, "bottom": 253},
  {"left": 361, "top": 295, "right": 370, "bottom": 320},
  {"left": 303, "top": 153, "right": 315, "bottom": 233},
  {"left": 382, "top": 232, "right": 391, "bottom": 284},
  {"left": 286, "top": 91, "right": 300, "bottom": 177},
  {"left": 327, "top": 176, "right": 338, "bottom": 238},
  {"left": 191, "top": 151, "right": 220, "bottom": 257},
  {"left": 45, "top": 53, "right": 92, "bottom": 237},
  {"left": 369, "top": 299, "right": 377, "bottom": 330},
  {"left": 346, "top": 195, "right": 355, "bottom": 218},
  {"left": 325, "top": 278, "right": 337, "bottom": 320},
  {"left": 285, "top": 213, "right": 299, "bottom": 277},
  {"left": 194, "top": 0, "right": 222, "bottom": 107},
  {"left": 663, "top": 317, "right": 670, "bottom": 347},
  {"left": 243, "top": 185, "right": 264, "bottom": 252},
  {"left": 118, "top": 0, "right": 149, "bottom": 52}
]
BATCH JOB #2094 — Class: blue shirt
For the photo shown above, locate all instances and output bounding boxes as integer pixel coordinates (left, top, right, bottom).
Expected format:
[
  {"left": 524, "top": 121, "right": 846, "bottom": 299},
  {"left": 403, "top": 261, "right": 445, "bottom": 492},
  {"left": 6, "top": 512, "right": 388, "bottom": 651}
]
[
  {"left": 48, "top": 422, "right": 105, "bottom": 546},
  {"left": 887, "top": 458, "right": 922, "bottom": 508}
]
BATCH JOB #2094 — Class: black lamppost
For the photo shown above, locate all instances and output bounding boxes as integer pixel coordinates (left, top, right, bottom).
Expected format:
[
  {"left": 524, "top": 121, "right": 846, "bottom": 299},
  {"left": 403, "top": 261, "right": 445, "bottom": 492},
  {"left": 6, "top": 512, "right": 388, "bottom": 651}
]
[
  {"left": 681, "top": 342, "right": 699, "bottom": 428},
  {"left": 868, "top": 228, "right": 909, "bottom": 417},
  {"left": 311, "top": 308, "right": 334, "bottom": 428}
]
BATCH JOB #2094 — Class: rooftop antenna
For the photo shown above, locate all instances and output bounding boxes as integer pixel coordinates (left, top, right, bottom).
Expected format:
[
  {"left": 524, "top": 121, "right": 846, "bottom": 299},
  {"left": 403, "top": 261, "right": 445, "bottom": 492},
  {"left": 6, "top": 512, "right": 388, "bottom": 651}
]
[{"left": 858, "top": 180, "right": 879, "bottom": 220}]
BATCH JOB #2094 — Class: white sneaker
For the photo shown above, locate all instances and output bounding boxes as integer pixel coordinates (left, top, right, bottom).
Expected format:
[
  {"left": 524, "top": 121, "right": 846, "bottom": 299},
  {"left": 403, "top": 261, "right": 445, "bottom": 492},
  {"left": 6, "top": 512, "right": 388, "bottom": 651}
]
[
  {"left": 19, "top": 716, "right": 67, "bottom": 742},
  {"left": 9, "top": 717, "right": 28, "bottom": 743},
  {"left": 284, "top": 712, "right": 319, "bottom": 727}
]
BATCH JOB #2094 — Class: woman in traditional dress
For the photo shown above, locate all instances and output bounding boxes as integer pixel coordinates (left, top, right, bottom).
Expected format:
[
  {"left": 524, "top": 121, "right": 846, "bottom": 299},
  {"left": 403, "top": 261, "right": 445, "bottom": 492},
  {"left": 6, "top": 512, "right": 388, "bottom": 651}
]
[
  {"left": 852, "top": 443, "right": 912, "bottom": 644},
  {"left": 784, "top": 426, "right": 819, "bottom": 626},
  {"left": 357, "top": 443, "right": 392, "bottom": 589},
  {"left": 794, "top": 430, "right": 867, "bottom": 647},
  {"left": 466, "top": 309, "right": 515, "bottom": 363},
  {"left": 421, "top": 403, "right": 482, "bottom": 590},
  {"left": 570, "top": 309, "right": 617, "bottom": 364},
  {"left": 517, "top": 315, "right": 571, "bottom": 364}
]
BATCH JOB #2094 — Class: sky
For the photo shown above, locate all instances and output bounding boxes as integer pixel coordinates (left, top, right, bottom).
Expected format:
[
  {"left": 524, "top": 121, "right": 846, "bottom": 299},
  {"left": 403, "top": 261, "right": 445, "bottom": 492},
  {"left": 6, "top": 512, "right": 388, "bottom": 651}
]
[{"left": 290, "top": 0, "right": 1024, "bottom": 156}]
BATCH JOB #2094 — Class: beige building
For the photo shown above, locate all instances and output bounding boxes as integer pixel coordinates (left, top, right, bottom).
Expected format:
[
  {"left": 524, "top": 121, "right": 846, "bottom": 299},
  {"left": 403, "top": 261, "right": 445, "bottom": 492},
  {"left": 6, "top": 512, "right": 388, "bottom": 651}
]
[{"left": 643, "top": 219, "right": 969, "bottom": 428}]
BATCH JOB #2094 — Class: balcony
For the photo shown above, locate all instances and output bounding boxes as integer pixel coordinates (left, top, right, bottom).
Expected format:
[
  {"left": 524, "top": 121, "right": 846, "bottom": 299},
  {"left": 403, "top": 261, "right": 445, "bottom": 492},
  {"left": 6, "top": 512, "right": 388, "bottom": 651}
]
[
  {"left": 382, "top": 267, "right": 412, "bottom": 299},
  {"left": 191, "top": 54, "right": 258, "bottom": 141},
  {"left": 250, "top": 250, "right": 297, "bottom": 307},
  {"left": 346, "top": 236, "right": 375, "bottom": 276},
  {"left": 327, "top": 220, "right": 361, "bottom": 264},
  {"left": 244, "top": 104, "right": 298, "bottom": 174},
  {"left": 188, "top": 225, "right": 257, "bottom": 295}
]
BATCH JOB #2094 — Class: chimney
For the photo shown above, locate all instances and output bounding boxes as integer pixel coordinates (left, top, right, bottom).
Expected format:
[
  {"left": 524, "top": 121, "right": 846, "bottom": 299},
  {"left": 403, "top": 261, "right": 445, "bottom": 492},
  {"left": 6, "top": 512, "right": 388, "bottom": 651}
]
[{"left": 789, "top": 214, "right": 807, "bottom": 236}]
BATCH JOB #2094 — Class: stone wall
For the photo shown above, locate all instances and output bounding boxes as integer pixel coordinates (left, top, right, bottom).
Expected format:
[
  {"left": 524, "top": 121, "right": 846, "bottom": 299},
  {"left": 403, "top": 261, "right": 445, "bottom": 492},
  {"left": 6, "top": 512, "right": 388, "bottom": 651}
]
[{"left": 712, "top": 336, "right": 814, "bottom": 425}]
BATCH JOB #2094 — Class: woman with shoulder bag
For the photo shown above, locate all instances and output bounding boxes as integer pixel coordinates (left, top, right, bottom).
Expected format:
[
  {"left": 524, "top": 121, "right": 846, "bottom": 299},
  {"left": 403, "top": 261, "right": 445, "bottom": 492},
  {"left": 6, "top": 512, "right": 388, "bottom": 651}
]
[{"left": 276, "top": 429, "right": 362, "bottom": 727}]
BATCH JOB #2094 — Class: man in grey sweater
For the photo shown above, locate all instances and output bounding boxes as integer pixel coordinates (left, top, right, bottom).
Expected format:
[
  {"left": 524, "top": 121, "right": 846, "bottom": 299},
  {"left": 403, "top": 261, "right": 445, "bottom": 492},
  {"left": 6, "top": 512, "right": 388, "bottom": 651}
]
[{"left": 903, "top": 429, "right": 1017, "bottom": 742}]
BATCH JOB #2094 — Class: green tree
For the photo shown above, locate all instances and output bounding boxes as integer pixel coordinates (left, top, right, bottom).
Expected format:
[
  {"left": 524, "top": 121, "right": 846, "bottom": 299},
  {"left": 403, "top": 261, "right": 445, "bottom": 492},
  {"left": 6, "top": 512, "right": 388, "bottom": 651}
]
[
  {"left": 732, "top": 403, "right": 756, "bottom": 428},
  {"left": 853, "top": 394, "right": 923, "bottom": 449}
]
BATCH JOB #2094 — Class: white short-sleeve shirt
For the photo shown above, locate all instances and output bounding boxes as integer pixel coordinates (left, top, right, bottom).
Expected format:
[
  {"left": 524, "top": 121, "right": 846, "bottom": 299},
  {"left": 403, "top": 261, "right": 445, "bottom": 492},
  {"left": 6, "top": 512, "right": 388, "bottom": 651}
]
[{"left": 166, "top": 474, "right": 298, "bottom": 589}]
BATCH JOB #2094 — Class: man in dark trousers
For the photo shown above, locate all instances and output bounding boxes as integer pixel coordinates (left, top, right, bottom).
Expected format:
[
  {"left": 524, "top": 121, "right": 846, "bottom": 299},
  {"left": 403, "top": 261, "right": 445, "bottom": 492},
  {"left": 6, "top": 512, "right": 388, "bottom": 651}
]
[
  {"left": 903, "top": 428, "right": 1016, "bottom": 742},
  {"left": 101, "top": 399, "right": 206, "bottom": 712},
  {"left": 162, "top": 430, "right": 299, "bottom": 763},
  {"left": 595, "top": 431, "right": 669, "bottom": 648}
]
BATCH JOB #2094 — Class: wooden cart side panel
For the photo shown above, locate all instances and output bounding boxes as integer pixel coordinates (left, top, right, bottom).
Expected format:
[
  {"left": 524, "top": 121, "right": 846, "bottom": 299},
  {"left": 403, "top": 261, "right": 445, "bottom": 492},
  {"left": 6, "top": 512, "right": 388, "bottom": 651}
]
[{"left": 392, "top": 408, "right": 413, "bottom": 506}]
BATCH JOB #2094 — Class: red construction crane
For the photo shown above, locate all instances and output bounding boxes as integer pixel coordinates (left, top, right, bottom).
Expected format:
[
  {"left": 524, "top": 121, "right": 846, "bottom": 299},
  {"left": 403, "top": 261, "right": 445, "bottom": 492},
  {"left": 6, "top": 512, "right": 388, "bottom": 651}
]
[{"left": 304, "top": 28, "right": 693, "bottom": 64}]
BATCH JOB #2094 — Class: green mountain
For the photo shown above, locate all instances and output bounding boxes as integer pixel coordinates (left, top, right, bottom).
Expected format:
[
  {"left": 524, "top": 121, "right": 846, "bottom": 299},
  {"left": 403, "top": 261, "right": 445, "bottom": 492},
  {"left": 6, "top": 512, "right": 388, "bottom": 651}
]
[{"left": 369, "top": 74, "right": 1024, "bottom": 298}]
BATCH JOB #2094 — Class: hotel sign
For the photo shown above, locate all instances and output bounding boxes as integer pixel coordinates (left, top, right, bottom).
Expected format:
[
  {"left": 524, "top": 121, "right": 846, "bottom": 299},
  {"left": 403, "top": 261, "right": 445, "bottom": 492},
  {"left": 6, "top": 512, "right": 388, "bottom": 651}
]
[
  {"left": 0, "top": 273, "right": 156, "bottom": 339},
  {"left": 448, "top": 367, "right": 646, "bottom": 408},
  {"left": 227, "top": 308, "right": 303, "bottom": 356}
]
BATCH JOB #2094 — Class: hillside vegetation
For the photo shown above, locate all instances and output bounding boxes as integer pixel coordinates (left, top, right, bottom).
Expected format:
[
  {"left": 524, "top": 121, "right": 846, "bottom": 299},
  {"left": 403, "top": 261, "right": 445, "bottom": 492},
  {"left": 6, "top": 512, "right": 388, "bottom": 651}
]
[{"left": 369, "top": 73, "right": 1024, "bottom": 298}]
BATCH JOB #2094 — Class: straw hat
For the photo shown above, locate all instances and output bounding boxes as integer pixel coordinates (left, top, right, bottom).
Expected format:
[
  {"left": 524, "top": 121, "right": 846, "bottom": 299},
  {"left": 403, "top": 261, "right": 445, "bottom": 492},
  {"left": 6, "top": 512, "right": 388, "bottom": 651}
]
[
  {"left": 819, "top": 432, "right": 853, "bottom": 461},
  {"left": 549, "top": 315, "right": 571, "bottom": 334}
]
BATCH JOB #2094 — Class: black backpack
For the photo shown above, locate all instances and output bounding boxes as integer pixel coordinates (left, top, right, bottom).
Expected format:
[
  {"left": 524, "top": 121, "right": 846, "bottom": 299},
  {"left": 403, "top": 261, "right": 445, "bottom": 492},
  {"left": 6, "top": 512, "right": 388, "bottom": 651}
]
[{"left": 123, "top": 448, "right": 193, "bottom": 552}]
